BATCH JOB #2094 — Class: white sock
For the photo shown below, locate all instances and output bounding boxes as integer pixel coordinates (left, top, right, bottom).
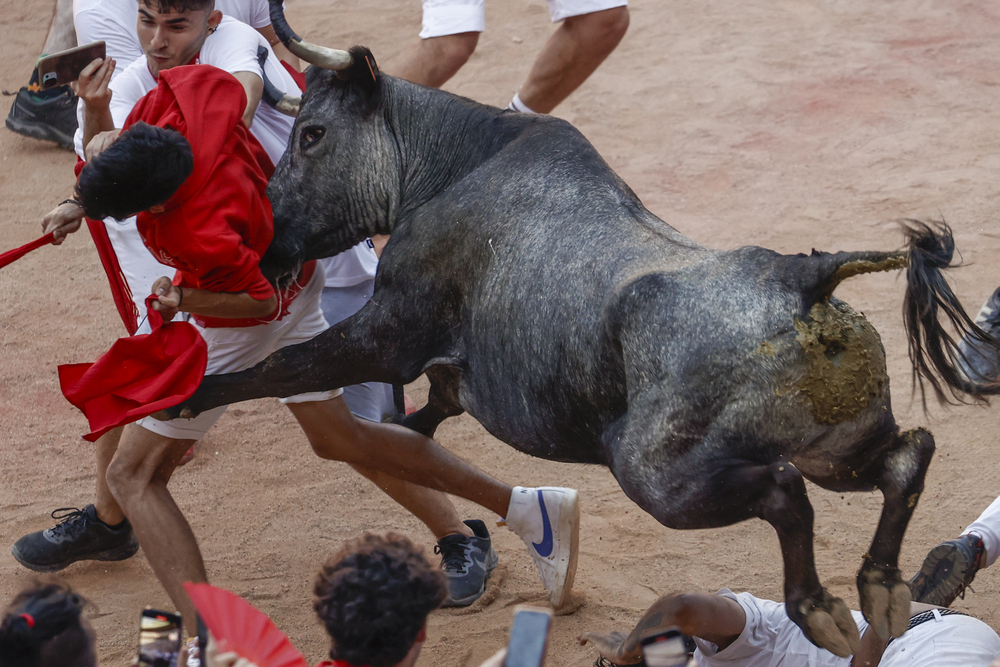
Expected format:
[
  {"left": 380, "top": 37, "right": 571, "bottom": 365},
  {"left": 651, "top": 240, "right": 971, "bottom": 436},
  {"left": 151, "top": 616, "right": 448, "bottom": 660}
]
[{"left": 507, "top": 92, "right": 537, "bottom": 114}]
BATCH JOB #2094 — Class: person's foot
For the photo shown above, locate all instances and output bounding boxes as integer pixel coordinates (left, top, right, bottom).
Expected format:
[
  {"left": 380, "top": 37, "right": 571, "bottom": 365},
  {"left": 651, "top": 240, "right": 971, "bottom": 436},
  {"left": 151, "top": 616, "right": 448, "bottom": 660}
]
[
  {"left": 5, "top": 85, "right": 78, "bottom": 150},
  {"left": 957, "top": 286, "right": 1000, "bottom": 384},
  {"left": 10, "top": 505, "right": 139, "bottom": 572},
  {"left": 505, "top": 486, "right": 580, "bottom": 607},
  {"left": 909, "top": 534, "right": 986, "bottom": 606},
  {"left": 436, "top": 519, "right": 499, "bottom": 607}
]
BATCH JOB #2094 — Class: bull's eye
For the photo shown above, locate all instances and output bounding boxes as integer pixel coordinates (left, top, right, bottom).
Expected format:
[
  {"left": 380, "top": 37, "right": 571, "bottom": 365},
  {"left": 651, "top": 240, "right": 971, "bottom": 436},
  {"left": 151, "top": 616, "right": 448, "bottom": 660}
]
[{"left": 300, "top": 126, "right": 326, "bottom": 149}]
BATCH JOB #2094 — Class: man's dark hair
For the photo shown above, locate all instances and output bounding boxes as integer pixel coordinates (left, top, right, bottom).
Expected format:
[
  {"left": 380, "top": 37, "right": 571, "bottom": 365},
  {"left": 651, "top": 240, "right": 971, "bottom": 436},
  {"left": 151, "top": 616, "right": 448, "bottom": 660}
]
[
  {"left": 314, "top": 533, "right": 448, "bottom": 667},
  {"left": 76, "top": 122, "right": 194, "bottom": 221},
  {"left": 0, "top": 580, "right": 95, "bottom": 667},
  {"left": 140, "top": 0, "right": 215, "bottom": 15}
]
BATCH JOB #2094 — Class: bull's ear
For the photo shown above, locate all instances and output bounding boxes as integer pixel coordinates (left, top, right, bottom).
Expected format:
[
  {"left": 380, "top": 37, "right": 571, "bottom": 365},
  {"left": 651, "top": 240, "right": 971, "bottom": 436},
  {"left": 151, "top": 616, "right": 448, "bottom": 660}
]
[{"left": 337, "top": 46, "right": 382, "bottom": 109}]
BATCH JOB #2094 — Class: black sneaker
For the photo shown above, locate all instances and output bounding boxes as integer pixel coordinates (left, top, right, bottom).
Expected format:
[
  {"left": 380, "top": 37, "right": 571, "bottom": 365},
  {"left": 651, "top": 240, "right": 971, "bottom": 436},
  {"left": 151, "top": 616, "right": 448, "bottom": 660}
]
[
  {"left": 11, "top": 505, "right": 139, "bottom": 572},
  {"left": 5, "top": 86, "right": 78, "bottom": 150},
  {"left": 435, "top": 519, "right": 499, "bottom": 607},
  {"left": 957, "top": 286, "right": 1000, "bottom": 384},
  {"left": 909, "top": 534, "right": 986, "bottom": 606}
]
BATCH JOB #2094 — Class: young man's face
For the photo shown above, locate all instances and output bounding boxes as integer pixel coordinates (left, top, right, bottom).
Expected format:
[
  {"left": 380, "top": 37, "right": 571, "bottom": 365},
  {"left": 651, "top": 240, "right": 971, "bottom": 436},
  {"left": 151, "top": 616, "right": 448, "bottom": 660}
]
[{"left": 137, "top": 1, "right": 222, "bottom": 77}]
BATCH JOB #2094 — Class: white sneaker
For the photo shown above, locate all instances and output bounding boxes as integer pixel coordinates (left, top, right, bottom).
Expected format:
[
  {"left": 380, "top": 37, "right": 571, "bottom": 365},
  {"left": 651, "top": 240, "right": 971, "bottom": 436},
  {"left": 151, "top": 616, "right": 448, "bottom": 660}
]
[{"left": 504, "top": 486, "right": 580, "bottom": 607}]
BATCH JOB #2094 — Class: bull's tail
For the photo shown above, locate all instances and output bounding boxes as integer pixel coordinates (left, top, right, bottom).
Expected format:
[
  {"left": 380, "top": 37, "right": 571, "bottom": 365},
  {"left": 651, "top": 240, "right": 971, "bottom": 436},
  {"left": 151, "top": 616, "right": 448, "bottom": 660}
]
[{"left": 793, "top": 220, "right": 1000, "bottom": 405}]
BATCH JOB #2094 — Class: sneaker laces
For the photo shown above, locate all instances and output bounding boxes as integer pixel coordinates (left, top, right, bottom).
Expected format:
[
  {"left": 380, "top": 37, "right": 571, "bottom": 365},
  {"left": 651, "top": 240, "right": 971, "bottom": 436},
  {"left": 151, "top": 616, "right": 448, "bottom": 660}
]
[
  {"left": 594, "top": 656, "right": 645, "bottom": 667},
  {"left": 47, "top": 508, "right": 93, "bottom": 540},
  {"left": 435, "top": 538, "right": 472, "bottom": 574}
]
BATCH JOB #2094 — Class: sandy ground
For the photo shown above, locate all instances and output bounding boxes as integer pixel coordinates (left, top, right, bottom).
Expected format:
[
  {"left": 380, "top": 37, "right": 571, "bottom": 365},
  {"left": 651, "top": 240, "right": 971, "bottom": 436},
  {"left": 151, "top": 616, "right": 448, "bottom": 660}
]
[{"left": 3, "top": 0, "right": 1000, "bottom": 664}]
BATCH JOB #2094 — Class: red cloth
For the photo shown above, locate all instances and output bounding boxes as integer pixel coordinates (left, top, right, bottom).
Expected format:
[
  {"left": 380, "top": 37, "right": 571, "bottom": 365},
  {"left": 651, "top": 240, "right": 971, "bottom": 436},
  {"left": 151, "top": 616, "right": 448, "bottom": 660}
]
[
  {"left": 281, "top": 60, "right": 307, "bottom": 91},
  {"left": 0, "top": 232, "right": 54, "bottom": 269},
  {"left": 124, "top": 64, "right": 313, "bottom": 328},
  {"left": 59, "top": 295, "right": 207, "bottom": 442}
]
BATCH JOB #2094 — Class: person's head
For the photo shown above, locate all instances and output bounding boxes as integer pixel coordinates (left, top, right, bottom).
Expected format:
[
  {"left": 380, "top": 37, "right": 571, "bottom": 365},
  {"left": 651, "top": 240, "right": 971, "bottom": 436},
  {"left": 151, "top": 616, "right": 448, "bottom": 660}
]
[
  {"left": 137, "top": 0, "right": 222, "bottom": 77},
  {"left": 0, "top": 581, "right": 96, "bottom": 667},
  {"left": 313, "top": 533, "right": 448, "bottom": 667},
  {"left": 76, "top": 122, "right": 194, "bottom": 221}
]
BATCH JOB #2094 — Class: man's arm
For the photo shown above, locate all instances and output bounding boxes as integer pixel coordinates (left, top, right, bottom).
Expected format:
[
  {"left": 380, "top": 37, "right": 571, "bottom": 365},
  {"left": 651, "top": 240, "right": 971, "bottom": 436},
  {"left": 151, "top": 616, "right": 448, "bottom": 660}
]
[
  {"left": 150, "top": 277, "right": 277, "bottom": 320},
  {"left": 579, "top": 592, "right": 746, "bottom": 664},
  {"left": 256, "top": 24, "right": 300, "bottom": 70},
  {"left": 74, "top": 57, "right": 117, "bottom": 151},
  {"left": 231, "top": 71, "right": 263, "bottom": 127}
]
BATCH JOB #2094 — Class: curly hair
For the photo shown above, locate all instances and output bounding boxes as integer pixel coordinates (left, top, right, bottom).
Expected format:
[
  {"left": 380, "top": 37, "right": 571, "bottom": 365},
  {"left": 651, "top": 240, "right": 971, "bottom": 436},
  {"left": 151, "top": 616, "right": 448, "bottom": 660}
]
[
  {"left": 314, "top": 533, "right": 448, "bottom": 667},
  {"left": 0, "top": 581, "right": 95, "bottom": 667}
]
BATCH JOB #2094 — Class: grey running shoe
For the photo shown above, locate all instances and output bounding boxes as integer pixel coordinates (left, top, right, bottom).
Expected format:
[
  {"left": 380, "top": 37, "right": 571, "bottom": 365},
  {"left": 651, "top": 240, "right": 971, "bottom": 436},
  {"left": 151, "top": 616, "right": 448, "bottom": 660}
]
[
  {"left": 5, "top": 86, "right": 78, "bottom": 150},
  {"left": 11, "top": 505, "right": 139, "bottom": 572},
  {"left": 957, "top": 286, "right": 1000, "bottom": 384},
  {"left": 909, "top": 534, "right": 986, "bottom": 606},
  {"left": 436, "top": 519, "right": 499, "bottom": 607}
]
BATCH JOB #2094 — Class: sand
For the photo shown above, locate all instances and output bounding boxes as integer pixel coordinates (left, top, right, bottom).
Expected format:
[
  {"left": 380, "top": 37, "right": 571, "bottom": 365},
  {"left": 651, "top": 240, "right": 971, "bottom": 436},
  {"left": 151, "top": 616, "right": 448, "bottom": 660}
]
[{"left": 2, "top": 0, "right": 1000, "bottom": 664}]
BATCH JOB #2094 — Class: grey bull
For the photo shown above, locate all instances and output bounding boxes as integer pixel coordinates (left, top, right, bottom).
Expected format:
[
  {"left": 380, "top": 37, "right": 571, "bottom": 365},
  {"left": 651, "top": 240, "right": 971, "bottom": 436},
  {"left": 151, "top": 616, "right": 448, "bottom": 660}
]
[{"left": 173, "top": 6, "right": 999, "bottom": 656}]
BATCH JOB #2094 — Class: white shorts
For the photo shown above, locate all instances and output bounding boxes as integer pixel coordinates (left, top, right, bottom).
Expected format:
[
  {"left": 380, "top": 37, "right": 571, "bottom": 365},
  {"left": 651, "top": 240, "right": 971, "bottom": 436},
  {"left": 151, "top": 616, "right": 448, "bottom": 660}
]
[
  {"left": 420, "top": 0, "right": 627, "bottom": 38},
  {"left": 693, "top": 590, "right": 1000, "bottom": 667},
  {"left": 136, "top": 266, "right": 342, "bottom": 440}
]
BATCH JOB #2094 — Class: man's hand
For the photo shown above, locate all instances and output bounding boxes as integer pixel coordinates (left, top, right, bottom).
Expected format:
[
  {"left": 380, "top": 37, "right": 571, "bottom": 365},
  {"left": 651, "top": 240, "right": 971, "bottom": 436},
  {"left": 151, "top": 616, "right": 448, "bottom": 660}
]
[
  {"left": 72, "top": 57, "right": 116, "bottom": 110},
  {"left": 41, "top": 201, "right": 85, "bottom": 245},
  {"left": 85, "top": 128, "right": 122, "bottom": 162},
  {"left": 151, "top": 276, "right": 182, "bottom": 321}
]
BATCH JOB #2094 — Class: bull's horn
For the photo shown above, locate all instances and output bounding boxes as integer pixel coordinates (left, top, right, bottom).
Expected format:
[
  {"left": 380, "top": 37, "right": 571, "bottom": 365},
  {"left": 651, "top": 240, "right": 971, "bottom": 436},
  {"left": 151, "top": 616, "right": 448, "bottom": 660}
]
[
  {"left": 268, "top": 0, "right": 353, "bottom": 71},
  {"left": 276, "top": 93, "right": 300, "bottom": 117}
]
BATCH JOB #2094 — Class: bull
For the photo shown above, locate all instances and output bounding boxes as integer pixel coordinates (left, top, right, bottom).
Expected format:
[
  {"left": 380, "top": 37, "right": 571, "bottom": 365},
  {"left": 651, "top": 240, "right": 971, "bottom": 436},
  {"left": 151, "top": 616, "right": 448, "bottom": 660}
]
[{"left": 172, "top": 1, "right": 1000, "bottom": 656}]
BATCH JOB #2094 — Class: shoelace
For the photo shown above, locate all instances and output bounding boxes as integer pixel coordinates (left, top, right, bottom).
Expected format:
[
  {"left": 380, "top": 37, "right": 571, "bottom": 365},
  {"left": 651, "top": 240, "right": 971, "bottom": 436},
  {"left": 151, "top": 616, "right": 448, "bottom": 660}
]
[
  {"left": 594, "top": 656, "right": 646, "bottom": 667},
  {"left": 47, "top": 507, "right": 91, "bottom": 540},
  {"left": 435, "top": 539, "right": 472, "bottom": 574}
]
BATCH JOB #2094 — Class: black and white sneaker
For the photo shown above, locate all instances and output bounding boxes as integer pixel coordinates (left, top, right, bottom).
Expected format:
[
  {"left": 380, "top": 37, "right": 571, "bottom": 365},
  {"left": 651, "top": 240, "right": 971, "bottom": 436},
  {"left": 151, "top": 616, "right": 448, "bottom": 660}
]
[
  {"left": 11, "top": 505, "right": 139, "bottom": 572},
  {"left": 5, "top": 85, "right": 78, "bottom": 150},
  {"left": 435, "top": 519, "right": 499, "bottom": 607},
  {"left": 958, "top": 286, "right": 1000, "bottom": 384}
]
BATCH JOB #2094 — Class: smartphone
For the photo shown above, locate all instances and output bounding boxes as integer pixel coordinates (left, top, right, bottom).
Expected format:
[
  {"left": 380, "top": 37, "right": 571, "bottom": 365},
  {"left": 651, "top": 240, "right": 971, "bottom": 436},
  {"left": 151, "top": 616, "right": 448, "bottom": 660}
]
[
  {"left": 35, "top": 41, "right": 106, "bottom": 89},
  {"left": 503, "top": 605, "right": 552, "bottom": 667},
  {"left": 138, "top": 608, "right": 182, "bottom": 667},
  {"left": 640, "top": 627, "right": 688, "bottom": 667}
]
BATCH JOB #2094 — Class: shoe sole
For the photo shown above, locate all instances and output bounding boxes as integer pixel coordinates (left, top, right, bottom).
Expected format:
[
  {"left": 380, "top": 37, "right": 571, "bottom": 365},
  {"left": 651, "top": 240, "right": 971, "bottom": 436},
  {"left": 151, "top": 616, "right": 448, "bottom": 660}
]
[
  {"left": 5, "top": 115, "right": 74, "bottom": 150},
  {"left": 441, "top": 549, "right": 500, "bottom": 607},
  {"left": 910, "top": 542, "right": 974, "bottom": 606},
  {"left": 10, "top": 540, "right": 139, "bottom": 573},
  {"left": 547, "top": 487, "right": 580, "bottom": 609}
]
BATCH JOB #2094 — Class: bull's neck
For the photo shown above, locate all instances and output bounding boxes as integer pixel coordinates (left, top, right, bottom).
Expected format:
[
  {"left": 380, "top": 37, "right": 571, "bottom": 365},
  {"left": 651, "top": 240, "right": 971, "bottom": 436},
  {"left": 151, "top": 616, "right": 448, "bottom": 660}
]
[{"left": 385, "top": 80, "right": 519, "bottom": 227}]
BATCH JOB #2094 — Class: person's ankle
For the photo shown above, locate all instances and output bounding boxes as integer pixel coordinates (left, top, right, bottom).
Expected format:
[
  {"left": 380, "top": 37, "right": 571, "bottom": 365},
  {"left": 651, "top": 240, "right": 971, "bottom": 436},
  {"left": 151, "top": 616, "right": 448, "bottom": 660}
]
[{"left": 95, "top": 508, "right": 127, "bottom": 528}]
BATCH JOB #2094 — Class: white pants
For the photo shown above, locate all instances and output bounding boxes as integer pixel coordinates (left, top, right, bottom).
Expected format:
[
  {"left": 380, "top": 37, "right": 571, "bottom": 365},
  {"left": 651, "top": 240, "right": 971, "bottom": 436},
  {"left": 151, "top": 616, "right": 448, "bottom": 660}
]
[
  {"left": 137, "top": 267, "right": 340, "bottom": 440},
  {"left": 962, "top": 494, "right": 1000, "bottom": 567},
  {"left": 420, "top": 0, "right": 628, "bottom": 39}
]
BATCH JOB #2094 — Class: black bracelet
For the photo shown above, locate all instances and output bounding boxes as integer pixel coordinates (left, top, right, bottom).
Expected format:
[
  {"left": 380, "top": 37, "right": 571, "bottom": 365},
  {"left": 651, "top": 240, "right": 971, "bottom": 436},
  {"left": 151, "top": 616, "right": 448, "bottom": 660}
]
[{"left": 60, "top": 198, "right": 84, "bottom": 209}]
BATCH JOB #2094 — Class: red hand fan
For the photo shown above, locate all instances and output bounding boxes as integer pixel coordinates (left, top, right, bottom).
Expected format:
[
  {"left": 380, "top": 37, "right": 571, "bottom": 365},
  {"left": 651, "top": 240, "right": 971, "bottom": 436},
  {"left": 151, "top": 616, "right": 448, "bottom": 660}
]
[{"left": 184, "top": 582, "right": 310, "bottom": 667}]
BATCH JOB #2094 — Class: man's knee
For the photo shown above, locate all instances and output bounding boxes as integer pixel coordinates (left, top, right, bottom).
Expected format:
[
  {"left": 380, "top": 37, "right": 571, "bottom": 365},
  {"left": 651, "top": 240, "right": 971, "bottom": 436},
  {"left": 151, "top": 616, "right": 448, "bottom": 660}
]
[
  {"left": 566, "top": 6, "right": 629, "bottom": 51},
  {"left": 424, "top": 32, "right": 479, "bottom": 71}
]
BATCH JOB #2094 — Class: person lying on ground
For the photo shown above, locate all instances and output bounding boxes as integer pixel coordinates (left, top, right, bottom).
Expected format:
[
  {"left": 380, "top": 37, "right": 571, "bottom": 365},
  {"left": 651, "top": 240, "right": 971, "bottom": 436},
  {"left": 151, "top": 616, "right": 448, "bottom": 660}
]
[{"left": 579, "top": 588, "right": 1000, "bottom": 667}]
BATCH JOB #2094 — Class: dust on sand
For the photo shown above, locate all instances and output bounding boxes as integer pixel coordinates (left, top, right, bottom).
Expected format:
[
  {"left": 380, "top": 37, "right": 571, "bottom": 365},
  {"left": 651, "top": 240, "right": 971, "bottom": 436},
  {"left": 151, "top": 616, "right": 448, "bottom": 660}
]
[{"left": 2, "top": 0, "right": 1000, "bottom": 664}]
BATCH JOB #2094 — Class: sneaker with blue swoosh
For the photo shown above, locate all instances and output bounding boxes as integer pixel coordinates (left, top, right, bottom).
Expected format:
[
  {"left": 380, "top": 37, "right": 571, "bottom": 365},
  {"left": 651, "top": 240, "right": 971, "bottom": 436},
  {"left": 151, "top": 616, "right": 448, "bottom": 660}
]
[{"left": 504, "top": 486, "right": 580, "bottom": 608}]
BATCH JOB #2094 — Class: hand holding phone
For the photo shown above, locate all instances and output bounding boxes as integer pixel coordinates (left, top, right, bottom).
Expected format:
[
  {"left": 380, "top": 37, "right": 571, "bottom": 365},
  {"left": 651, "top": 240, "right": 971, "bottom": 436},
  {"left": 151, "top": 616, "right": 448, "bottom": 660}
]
[
  {"left": 503, "top": 605, "right": 552, "bottom": 667},
  {"left": 138, "top": 608, "right": 182, "bottom": 667},
  {"left": 35, "top": 41, "right": 106, "bottom": 89}
]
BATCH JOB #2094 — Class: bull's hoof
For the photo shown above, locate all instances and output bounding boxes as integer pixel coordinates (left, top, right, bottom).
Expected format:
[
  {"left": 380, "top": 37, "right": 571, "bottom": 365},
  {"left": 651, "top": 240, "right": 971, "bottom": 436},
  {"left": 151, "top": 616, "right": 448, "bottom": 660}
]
[
  {"left": 858, "top": 559, "right": 910, "bottom": 639},
  {"left": 793, "top": 589, "right": 860, "bottom": 657}
]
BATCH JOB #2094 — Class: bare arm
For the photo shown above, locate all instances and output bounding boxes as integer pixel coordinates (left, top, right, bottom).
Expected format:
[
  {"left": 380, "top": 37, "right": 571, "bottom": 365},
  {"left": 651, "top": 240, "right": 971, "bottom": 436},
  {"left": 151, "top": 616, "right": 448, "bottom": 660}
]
[
  {"left": 231, "top": 71, "right": 263, "bottom": 127},
  {"left": 150, "top": 277, "right": 277, "bottom": 320},
  {"left": 579, "top": 593, "right": 746, "bottom": 664},
  {"left": 73, "top": 57, "right": 116, "bottom": 151},
  {"left": 256, "top": 25, "right": 301, "bottom": 70}
]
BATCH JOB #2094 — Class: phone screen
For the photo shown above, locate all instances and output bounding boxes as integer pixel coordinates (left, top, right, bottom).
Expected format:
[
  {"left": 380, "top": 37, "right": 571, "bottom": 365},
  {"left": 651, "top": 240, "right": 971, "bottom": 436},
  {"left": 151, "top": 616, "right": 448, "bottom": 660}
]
[
  {"left": 138, "top": 609, "right": 182, "bottom": 667},
  {"left": 504, "top": 606, "right": 552, "bottom": 667}
]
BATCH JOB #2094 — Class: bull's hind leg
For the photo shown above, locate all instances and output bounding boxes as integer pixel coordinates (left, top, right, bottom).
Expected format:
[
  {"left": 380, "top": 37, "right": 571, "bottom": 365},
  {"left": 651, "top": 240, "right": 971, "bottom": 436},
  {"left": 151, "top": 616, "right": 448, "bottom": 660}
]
[
  {"left": 398, "top": 365, "right": 466, "bottom": 437},
  {"left": 857, "top": 428, "right": 935, "bottom": 639}
]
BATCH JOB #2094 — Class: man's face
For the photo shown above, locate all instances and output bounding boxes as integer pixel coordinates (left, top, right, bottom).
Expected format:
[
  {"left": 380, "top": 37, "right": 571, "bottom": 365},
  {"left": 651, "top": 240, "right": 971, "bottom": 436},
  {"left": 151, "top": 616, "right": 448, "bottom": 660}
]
[{"left": 137, "top": 1, "right": 222, "bottom": 77}]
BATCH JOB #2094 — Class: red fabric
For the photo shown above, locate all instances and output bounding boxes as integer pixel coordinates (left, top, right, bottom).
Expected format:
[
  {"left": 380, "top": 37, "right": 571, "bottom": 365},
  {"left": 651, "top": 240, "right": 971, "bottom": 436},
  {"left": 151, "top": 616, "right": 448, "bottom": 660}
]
[
  {"left": 59, "top": 295, "right": 207, "bottom": 442},
  {"left": 124, "top": 64, "right": 313, "bottom": 328},
  {"left": 0, "top": 232, "right": 54, "bottom": 269},
  {"left": 86, "top": 219, "right": 140, "bottom": 335},
  {"left": 281, "top": 60, "right": 306, "bottom": 91}
]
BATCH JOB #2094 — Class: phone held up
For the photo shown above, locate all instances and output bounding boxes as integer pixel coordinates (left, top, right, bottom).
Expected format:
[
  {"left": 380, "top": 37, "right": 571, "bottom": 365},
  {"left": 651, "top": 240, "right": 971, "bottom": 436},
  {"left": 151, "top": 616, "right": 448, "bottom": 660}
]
[
  {"left": 35, "top": 41, "right": 107, "bottom": 89},
  {"left": 504, "top": 605, "right": 553, "bottom": 667},
  {"left": 640, "top": 627, "right": 690, "bottom": 667},
  {"left": 138, "top": 608, "right": 183, "bottom": 667}
]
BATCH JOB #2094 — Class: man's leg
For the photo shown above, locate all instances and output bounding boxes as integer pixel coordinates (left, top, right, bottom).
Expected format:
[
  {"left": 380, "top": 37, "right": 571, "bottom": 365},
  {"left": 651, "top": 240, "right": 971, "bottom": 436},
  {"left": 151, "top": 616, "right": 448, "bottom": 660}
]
[
  {"left": 106, "top": 424, "right": 206, "bottom": 626},
  {"left": 512, "top": 6, "right": 629, "bottom": 114},
  {"left": 393, "top": 0, "right": 484, "bottom": 87}
]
